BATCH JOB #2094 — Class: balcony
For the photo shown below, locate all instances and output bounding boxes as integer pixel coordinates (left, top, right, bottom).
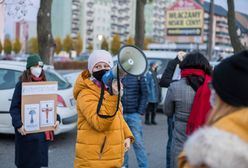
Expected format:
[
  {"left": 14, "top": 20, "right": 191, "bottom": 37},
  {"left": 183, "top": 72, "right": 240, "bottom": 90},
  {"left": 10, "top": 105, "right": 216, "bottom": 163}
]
[
  {"left": 87, "top": 38, "right": 93, "bottom": 43},
  {"left": 87, "top": 1, "right": 93, "bottom": 8},
  {"left": 72, "top": 9, "right": 80, "bottom": 14},
  {"left": 87, "top": 11, "right": 93, "bottom": 17},
  {"left": 72, "top": 27, "right": 79, "bottom": 32},
  {"left": 87, "top": 30, "right": 93, "bottom": 36},
  {"left": 72, "top": 17, "right": 79, "bottom": 21},
  {"left": 87, "top": 20, "right": 93, "bottom": 26},
  {"left": 111, "top": 15, "right": 118, "bottom": 20}
]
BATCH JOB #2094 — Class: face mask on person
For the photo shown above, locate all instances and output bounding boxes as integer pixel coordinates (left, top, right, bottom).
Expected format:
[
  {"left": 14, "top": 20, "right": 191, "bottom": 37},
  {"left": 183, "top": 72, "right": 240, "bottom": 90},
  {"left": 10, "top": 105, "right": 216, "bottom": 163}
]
[
  {"left": 92, "top": 69, "right": 108, "bottom": 81},
  {"left": 30, "top": 67, "right": 42, "bottom": 78}
]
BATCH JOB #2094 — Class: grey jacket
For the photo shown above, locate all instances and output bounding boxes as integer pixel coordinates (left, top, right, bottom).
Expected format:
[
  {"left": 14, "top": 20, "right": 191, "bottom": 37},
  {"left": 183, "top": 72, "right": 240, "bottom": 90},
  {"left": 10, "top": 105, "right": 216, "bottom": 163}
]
[{"left": 164, "top": 78, "right": 195, "bottom": 168}]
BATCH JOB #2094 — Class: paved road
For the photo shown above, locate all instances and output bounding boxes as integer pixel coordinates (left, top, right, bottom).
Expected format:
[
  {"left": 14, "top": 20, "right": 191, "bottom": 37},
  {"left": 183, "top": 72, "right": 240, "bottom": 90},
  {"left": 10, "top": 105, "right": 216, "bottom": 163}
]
[{"left": 0, "top": 113, "right": 168, "bottom": 168}]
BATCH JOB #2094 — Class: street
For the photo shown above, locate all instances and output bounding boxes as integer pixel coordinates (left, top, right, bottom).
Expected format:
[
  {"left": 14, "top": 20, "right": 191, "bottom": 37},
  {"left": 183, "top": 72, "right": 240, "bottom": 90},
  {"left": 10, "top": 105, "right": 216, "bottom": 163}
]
[{"left": 0, "top": 113, "right": 168, "bottom": 168}]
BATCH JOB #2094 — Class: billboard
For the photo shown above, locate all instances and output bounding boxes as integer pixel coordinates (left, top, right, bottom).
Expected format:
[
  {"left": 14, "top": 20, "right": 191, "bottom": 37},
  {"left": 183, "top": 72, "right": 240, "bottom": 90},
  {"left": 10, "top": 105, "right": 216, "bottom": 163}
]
[{"left": 166, "top": 0, "right": 204, "bottom": 37}]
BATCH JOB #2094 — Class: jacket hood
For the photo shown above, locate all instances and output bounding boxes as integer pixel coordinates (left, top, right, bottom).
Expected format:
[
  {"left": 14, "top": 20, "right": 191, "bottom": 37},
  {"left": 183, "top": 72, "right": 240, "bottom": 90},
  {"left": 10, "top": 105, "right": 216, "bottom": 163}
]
[
  {"left": 184, "top": 126, "right": 248, "bottom": 168},
  {"left": 73, "top": 70, "right": 93, "bottom": 100}
]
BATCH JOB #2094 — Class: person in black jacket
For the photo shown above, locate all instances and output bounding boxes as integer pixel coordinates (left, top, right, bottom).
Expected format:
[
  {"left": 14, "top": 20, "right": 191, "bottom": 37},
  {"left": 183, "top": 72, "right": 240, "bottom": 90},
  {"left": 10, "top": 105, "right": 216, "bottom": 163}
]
[
  {"left": 159, "top": 51, "right": 186, "bottom": 168},
  {"left": 9, "top": 55, "right": 59, "bottom": 168},
  {"left": 121, "top": 74, "right": 149, "bottom": 168}
]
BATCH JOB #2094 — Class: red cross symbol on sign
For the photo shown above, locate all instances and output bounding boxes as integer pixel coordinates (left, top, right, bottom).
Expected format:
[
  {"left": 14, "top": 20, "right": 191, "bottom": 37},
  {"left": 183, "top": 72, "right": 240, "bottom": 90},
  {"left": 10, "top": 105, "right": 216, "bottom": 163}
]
[{"left": 41, "top": 104, "right": 53, "bottom": 123}]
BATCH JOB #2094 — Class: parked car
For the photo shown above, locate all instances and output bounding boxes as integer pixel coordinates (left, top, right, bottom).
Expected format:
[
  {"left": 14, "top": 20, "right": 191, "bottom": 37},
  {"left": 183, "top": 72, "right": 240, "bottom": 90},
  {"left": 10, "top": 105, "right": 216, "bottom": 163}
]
[
  {"left": 0, "top": 61, "right": 77, "bottom": 135},
  {"left": 53, "top": 56, "right": 72, "bottom": 62},
  {"left": 62, "top": 71, "right": 81, "bottom": 86},
  {"left": 73, "top": 52, "right": 89, "bottom": 61},
  {"left": 0, "top": 55, "right": 15, "bottom": 60},
  {"left": 14, "top": 54, "right": 29, "bottom": 62}
]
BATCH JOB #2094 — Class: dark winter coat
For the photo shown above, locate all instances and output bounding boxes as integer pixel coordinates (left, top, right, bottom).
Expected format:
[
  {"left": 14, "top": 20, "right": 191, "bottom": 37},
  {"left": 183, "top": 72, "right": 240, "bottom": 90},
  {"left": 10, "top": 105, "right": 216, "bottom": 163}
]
[
  {"left": 159, "top": 57, "right": 180, "bottom": 88},
  {"left": 146, "top": 68, "right": 160, "bottom": 103},
  {"left": 121, "top": 75, "right": 148, "bottom": 115},
  {"left": 9, "top": 81, "right": 48, "bottom": 168},
  {"left": 164, "top": 78, "right": 196, "bottom": 168}
]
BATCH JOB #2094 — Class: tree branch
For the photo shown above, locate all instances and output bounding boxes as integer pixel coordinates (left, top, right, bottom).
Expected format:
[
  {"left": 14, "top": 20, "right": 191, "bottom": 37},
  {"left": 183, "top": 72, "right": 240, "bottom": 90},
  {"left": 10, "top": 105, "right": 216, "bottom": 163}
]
[{"left": 227, "top": 0, "right": 245, "bottom": 53}]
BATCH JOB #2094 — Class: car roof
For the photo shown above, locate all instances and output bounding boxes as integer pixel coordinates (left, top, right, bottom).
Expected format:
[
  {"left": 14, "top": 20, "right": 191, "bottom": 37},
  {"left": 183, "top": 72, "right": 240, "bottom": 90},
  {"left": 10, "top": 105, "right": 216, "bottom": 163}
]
[
  {"left": 113, "top": 50, "right": 177, "bottom": 62},
  {"left": 143, "top": 50, "right": 177, "bottom": 59},
  {"left": 0, "top": 60, "right": 54, "bottom": 71}
]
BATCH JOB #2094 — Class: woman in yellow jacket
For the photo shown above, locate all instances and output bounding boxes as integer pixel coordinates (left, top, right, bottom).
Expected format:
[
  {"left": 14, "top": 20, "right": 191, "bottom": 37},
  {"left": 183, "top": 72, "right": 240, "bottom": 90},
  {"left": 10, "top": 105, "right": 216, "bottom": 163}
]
[
  {"left": 73, "top": 50, "right": 134, "bottom": 168},
  {"left": 178, "top": 50, "right": 248, "bottom": 168}
]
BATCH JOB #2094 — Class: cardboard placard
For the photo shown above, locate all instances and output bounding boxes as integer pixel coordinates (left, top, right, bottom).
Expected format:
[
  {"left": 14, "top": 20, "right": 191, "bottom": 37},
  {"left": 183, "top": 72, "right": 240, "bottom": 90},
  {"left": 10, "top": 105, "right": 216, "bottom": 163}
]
[{"left": 21, "top": 81, "right": 58, "bottom": 134}]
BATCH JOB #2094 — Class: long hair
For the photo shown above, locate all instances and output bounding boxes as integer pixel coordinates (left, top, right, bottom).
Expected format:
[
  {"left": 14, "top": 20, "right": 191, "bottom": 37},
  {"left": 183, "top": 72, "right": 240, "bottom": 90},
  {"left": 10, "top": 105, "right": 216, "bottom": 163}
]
[
  {"left": 206, "top": 95, "right": 241, "bottom": 125},
  {"left": 180, "top": 52, "right": 212, "bottom": 91},
  {"left": 20, "top": 69, "right": 46, "bottom": 82}
]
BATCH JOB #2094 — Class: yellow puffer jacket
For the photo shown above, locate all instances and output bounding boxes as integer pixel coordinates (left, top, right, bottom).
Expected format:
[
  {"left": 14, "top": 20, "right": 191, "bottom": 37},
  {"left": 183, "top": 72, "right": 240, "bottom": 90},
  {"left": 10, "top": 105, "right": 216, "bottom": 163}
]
[
  {"left": 73, "top": 70, "right": 134, "bottom": 168},
  {"left": 178, "top": 108, "right": 248, "bottom": 168}
]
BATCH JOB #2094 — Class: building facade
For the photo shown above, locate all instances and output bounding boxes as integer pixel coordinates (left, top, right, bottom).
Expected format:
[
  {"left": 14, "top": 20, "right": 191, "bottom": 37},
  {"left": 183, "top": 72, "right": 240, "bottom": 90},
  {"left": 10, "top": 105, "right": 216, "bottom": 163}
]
[
  {"left": 145, "top": 3, "right": 154, "bottom": 39},
  {"left": 152, "top": 0, "right": 166, "bottom": 43},
  {"left": 161, "top": 0, "right": 247, "bottom": 53},
  {"left": 71, "top": 0, "right": 81, "bottom": 38},
  {"left": 80, "top": 0, "right": 136, "bottom": 51},
  {"left": 145, "top": 0, "right": 176, "bottom": 43},
  {"left": 0, "top": 3, "right": 4, "bottom": 44},
  {"left": 51, "top": 0, "right": 73, "bottom": 39},
  {"left": 81, "top": 0, "right": 94, "bottom": 51},
  {"left": 110, "top": 0, "right": 136, "bottom": 43},
  {"left": 93, "top": 0, "right": 111, "bottom": 49},
  {"left": 15, "top": 20, "right": 36, "bottom": 52}
]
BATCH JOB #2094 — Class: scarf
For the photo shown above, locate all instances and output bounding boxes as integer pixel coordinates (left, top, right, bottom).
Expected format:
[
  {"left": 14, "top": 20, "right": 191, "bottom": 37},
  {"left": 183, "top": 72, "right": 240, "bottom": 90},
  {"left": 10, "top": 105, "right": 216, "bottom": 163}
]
[
  {"left": 32, "top": 76, "right": 54, "bottom": 141},
  {"left": 181, "top": 69, "right": 212, "bottom": 135}
]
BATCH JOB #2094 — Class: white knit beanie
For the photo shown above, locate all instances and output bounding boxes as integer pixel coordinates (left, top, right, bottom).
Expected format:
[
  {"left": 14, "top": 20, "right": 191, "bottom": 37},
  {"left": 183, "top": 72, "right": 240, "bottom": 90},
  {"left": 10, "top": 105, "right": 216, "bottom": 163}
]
[{"left": 88, "top": 50, "right": 113, "bottom": 74}]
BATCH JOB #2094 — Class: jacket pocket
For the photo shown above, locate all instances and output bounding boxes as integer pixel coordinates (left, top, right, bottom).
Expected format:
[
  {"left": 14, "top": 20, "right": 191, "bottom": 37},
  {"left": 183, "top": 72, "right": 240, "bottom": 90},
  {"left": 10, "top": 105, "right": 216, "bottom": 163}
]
[{"left": 99, "top": 136, "right": 107, "bottom": 159}]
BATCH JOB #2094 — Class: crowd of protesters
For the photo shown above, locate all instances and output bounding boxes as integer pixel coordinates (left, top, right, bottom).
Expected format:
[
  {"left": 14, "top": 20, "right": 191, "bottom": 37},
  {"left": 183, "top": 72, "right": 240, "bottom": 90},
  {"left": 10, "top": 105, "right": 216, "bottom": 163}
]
[{"left": 8, "top": 47, "right": 248, "bottom": 168}]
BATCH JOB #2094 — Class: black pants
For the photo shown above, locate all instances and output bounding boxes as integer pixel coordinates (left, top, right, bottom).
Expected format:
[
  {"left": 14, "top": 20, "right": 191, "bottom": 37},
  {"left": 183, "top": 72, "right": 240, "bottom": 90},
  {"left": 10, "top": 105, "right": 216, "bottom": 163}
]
[{"left": 145, "top": 103, "right": 158, "bottom": 123}]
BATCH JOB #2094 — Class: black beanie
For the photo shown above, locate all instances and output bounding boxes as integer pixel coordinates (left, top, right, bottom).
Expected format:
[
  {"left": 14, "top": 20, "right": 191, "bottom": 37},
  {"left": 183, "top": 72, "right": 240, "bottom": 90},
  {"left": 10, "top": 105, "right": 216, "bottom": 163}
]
[{"left": 212, "top": 50, "right": 248, "bottom": 107}]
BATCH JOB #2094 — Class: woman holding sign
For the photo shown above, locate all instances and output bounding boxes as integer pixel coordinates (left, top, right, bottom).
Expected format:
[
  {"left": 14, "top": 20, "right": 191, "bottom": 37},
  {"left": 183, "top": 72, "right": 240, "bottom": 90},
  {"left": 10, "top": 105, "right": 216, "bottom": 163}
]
[{"left": 9, "top": 55, "right": 59, "bottom": 168}]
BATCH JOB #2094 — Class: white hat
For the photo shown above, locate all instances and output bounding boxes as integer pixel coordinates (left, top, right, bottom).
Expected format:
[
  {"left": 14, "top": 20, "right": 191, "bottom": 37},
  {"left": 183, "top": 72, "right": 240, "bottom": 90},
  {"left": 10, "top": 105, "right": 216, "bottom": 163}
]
[{"left": 88, "top": 50, "right": 113, "bottom": 74}]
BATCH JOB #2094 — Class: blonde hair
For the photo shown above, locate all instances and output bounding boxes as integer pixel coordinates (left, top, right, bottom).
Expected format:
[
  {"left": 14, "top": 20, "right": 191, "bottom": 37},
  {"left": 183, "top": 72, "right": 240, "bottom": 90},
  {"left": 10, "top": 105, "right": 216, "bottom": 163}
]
[{"left": 207, "top": 95, "right": 242, "bottom": 125}]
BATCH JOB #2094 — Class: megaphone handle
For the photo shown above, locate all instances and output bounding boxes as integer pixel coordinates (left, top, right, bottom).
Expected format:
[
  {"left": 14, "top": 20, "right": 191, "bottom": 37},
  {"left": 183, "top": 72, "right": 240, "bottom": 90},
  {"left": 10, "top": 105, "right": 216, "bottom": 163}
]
[
  {"left": 116, "top": 66, "right": 121, "bottom": 95},
  {"left": 108, "top": 85, "right": 113, "bottom": 95},
  {"left": 96, "top": 81, "right": 120, "bottom": 119}
]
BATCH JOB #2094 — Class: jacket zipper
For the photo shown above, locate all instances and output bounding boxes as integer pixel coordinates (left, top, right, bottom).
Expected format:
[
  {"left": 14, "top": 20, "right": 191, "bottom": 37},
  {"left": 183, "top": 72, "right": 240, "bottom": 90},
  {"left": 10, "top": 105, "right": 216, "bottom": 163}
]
[{"left": 99, "top": 136, "right": 107, "bottom": 159}]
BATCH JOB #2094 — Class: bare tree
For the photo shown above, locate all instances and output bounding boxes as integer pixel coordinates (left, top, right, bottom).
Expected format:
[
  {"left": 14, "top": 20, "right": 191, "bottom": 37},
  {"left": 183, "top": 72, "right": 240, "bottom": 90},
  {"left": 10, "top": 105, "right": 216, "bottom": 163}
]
[
  {"left": 227, "top": 0, "right": 245, "bottom": 53},
  {"left": 135, "top": 0, "right": 147, "bottom": 50},
  {"left": 4, "top": 0, "right": 33, "bottom": 19},
  {"left": 207, "top": 0, "right": 214, "bottom": 60},
  {"left": 3, "top": 0, "right": 54, "bottom": 63},
  {"left": 37, "top": 0, "right": 54, "bottom": 64}
]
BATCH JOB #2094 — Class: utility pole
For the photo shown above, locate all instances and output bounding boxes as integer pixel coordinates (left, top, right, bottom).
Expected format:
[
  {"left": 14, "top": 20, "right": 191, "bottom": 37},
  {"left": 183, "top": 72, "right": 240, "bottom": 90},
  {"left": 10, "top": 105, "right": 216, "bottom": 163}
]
[{"left": 207, "top": 0, "right": 214, "bottom": 61}]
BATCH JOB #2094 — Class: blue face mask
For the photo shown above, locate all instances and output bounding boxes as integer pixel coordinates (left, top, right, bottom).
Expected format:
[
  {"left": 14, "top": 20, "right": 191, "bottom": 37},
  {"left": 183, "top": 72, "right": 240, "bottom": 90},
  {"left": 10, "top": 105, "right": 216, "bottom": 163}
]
[{"left": 92, "top": 69, "right": 108, "bottom": 81}]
